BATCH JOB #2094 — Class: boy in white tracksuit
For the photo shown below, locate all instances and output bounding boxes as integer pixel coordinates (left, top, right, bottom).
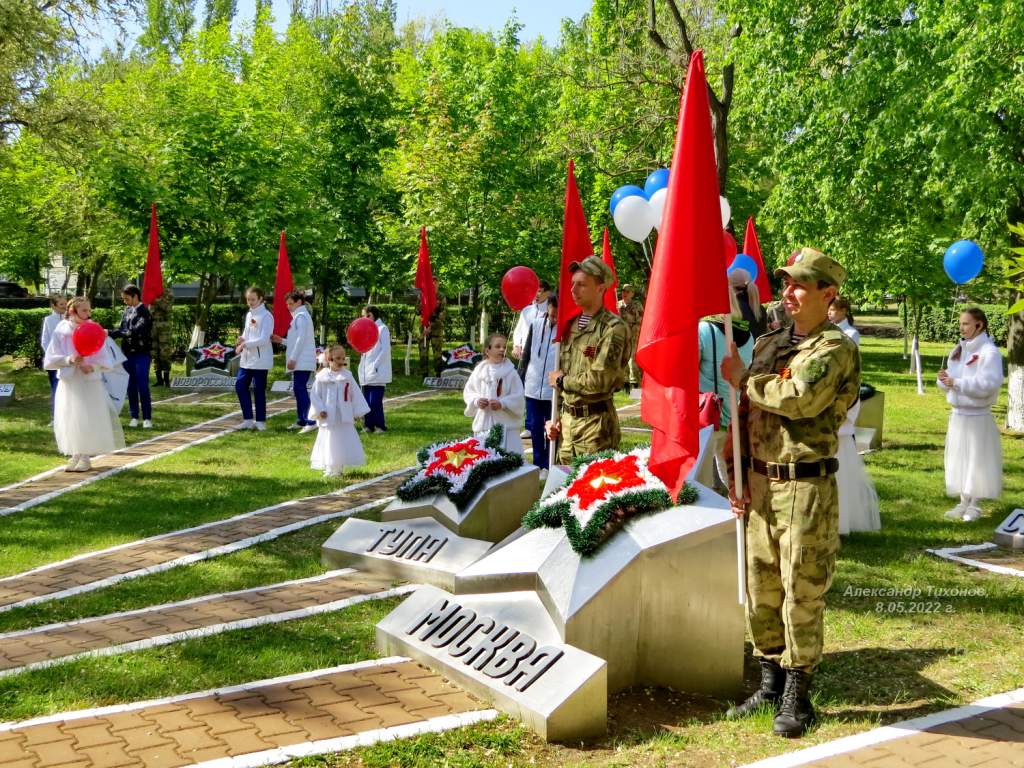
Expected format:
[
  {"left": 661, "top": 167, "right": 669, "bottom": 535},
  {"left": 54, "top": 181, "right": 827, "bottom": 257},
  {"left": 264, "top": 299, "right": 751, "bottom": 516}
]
[
  {"left": 356, "top": 306, "right": 392, "bottom": 433},
  {"left": 272, "top": 291, "right": 317, "bottom": 431},
  {"left": 234, "top": 287, "right": 274, "bottom": 430}
]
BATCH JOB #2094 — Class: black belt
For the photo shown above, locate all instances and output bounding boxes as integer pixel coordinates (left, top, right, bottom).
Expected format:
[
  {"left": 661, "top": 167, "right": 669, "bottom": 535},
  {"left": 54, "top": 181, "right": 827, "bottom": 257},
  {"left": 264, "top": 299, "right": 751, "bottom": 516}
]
[
  {"left": 744, "top": 457, "right": 838, "bottom": 480},
  {"left": 562, "top": 399, "right": 613, "bottom": 418}
]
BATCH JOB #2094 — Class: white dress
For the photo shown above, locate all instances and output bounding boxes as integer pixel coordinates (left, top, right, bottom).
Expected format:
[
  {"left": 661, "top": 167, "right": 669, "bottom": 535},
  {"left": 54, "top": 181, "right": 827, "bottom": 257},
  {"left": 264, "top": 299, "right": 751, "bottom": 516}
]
[
  {"left": 44, "top": 320, "right": 126, "bottom": 457},
  {"left": 937, "top": 333, "right": 1003, "bottom": 500},
  {"left": 463, "top": 359, "right": 526, "bottom": 454},
  {"left": 834, "top": 318, "right": 881, "bottom": 533},
  {"left": 309, "top": 368, "right": 369, "bottom": 474}
]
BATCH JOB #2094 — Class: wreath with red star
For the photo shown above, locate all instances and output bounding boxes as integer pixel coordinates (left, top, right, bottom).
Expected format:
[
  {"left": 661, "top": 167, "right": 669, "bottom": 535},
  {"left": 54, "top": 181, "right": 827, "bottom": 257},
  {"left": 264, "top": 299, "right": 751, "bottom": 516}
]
[
  {"left": 396, "top": 425, "right": 524, "bottom": 510},
  {"left": 523, "top": 448, "right": 696, "bottom": 556}
]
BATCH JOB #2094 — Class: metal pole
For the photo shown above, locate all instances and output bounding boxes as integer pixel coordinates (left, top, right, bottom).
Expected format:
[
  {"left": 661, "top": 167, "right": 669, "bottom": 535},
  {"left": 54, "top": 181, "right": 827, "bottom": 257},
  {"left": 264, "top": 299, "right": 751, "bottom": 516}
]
[{"left": 724, "top": 314, "right": 746, "bottom": 606}]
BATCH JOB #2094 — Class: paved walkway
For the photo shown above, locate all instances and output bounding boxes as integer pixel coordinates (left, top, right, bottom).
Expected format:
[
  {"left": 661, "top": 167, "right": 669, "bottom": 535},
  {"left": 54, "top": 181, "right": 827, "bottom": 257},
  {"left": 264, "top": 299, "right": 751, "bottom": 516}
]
[
  {"left": 0, "top": 657, "right": 492, "bottom": 767},
  {"left": 0, "top": 570, "right": 409, "bottom": 678},
  {"left": 0, "top": 470, "right": 412, "bottom": 614}
]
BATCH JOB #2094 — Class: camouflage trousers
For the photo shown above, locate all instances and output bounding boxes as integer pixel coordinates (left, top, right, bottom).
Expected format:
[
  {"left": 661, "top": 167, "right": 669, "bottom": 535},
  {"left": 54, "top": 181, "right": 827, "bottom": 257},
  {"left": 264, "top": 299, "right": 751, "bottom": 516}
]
[
  {"left": 418, "top": 334, "right": 444, "bottom": 377},
  {"left": 627, "top": 335, "right": 641, "bottom": 386},
  {"left": 744, "top": 472, "right": 839, "bottom": 672},
  {"left": 556, "top": 409, "right": 621, "bottom": 464}
]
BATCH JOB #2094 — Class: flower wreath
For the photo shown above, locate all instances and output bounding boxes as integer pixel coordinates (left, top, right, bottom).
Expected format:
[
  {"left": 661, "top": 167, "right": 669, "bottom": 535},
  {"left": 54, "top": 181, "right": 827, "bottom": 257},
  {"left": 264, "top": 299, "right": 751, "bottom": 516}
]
[
  {"left": 522, "top": 447, "right": 697, "bottom": 556},
  {"left": 395, "top": 425, "right": 524, "bottom": 510}
]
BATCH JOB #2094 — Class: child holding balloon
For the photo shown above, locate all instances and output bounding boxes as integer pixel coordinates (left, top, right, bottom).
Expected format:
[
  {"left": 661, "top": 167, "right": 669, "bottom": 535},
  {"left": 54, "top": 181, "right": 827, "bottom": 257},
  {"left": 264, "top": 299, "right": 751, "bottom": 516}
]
[
  {"left": 309, "top": 344, "right": 369, "bottom": 477},
  {"left": 463, "top": 333, "right": 525, "bottom": 454},
  {"left": 44, "top": 297, "right": 125, "bottom": 471}
]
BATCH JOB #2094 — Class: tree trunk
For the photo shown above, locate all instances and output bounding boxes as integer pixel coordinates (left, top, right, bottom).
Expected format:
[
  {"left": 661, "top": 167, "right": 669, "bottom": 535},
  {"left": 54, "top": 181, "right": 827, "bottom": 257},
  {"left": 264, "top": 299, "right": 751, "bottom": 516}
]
[
  {"left": 711, "top": 105, "right": 729, "bottom": 193},
  {"left": 189, "top": 269, "right": 219, "bottom": 348},
  {"left": 319, "top": 280, "right": 329, "bottom": 347}
]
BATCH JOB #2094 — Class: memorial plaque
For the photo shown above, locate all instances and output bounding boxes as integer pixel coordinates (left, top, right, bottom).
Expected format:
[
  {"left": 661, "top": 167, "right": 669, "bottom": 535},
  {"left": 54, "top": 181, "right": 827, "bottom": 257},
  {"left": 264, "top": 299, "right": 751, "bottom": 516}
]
[
  {"left": 270, "top": 378, "right": 313, "bottom": 393},
  {"left": 376, "top": 585, "right": 607, "bottom": 742},
  {"left": 422, "top": 374, "right": 470, "bottom": 390},
  {"left": 171, "top": 369, "right": 236, "bottom": 390},
  {"left": 321, "top": 517, "right": 493, "bottom": 590},
  {"left": 995, "top": 508, "right": 1024, "bottom": 550},
  {"left": 0, "top": 383, "right": 13, "bottom": 406},
  {"left": 382, "top": 464, "right": 541, "bottom": 542}
]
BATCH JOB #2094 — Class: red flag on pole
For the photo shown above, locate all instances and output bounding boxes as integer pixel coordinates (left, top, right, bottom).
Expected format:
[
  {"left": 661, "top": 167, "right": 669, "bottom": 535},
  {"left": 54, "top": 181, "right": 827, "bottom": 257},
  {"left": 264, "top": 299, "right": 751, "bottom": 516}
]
[
  {"left": 743, "top": 216, "right": 772, "bottom": 302},
  {"left": 635, "top": 50, "right": 732, "bottom": 498},
  {"left": 141, "top": 203, "right": 163, "bottom": 306},
  {"left": 415, "top": 227, "right": 437, "bottom": 328},
  {"left": 556, "top": 160, "right": 591, "bottom": 341},
  {"left": 272, "top": 230, "right": 295, "bottom": 338},
  {"left": 601, "top": 227, "right": 619, "bottom": 314}
]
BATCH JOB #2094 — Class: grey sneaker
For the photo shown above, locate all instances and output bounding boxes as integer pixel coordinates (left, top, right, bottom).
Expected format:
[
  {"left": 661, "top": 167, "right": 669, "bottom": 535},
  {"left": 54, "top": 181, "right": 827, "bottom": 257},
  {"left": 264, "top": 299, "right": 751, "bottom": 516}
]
[{"left": 962, "top": 506, "right": 982, "bottom": 522}]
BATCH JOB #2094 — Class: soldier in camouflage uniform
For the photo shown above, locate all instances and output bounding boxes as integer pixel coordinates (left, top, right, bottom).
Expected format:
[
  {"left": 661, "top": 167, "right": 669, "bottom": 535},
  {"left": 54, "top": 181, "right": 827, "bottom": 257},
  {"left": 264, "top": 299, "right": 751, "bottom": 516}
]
[
  {"left": 418, "top": 283, "right": 446, "bottom": 378},
  {"left": 545, "top": 256, "right": 630, "bottom": 463},
  {"left": 150, "top": 287, "right": 175, "bottom": 386},
  {"left": 617, "top": 284, "right": 644, "bottom": 389},
  {"left": 720, "top": 248, "right": 860, "bottom": 739}
]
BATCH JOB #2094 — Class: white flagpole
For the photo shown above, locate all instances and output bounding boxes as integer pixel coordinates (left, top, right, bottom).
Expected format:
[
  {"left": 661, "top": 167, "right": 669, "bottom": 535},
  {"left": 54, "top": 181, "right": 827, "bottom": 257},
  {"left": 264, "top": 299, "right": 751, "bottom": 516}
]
[
  {"left": 913, "top": 334, "right": 924, "bottom": 395},
  {"left": 723, "top": 314, "right": 746, "bottom": 606},
  {"left": 549, "top": 388, "right": 560, "bottom": 470},
  {"left": 405, "top": 331, "right": 412, "bottom": 377}
]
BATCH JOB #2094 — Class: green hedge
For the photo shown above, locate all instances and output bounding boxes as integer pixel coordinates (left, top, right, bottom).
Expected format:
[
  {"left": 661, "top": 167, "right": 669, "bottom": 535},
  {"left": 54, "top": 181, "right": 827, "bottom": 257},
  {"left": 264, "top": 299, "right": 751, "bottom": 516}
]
[{"left": 916, "top": 304, "right": 1009, "bottom": 346}]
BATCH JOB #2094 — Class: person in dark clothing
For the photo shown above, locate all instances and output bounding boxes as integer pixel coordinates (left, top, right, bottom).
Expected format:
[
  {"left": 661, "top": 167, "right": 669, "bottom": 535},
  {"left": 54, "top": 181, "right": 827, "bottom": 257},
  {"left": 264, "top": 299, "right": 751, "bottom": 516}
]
[
  {"left": 729, "top": 267, "right": 767, "bottom": 340},
  {"left": 109, "top": 284, "right": 154, "bottom": 427}
]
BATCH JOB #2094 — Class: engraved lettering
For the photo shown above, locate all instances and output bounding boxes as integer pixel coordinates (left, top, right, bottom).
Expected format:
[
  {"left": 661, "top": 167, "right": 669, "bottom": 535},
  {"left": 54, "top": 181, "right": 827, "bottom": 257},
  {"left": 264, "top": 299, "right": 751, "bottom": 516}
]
[
  {"left": 366, "top": 527, "right": 396, "bottom": 553},
  {"left": 448, "top": 616, "right": 495, "bottom": 658},
  {"left": 1001, "top": 511, "right": 1024, "bottom": 534},
  {"left": 463, "top": 624, "right": 519, "bottom": 671},
  {"left": 379, "top": 530, "right": 413, "bottom": 557},
  {"left": 397, "top": 534, "right": 427, "bottom": 559},
  {"left": 412, "top": 536, "right": 447, "bottom": 563},
  {"left": 481, "top": 634, "right": 537, "bottom": 679},
  {"left": 508, "top": 646, "right": 564, "bottom": 692},
  {"left": 430, "top": 608, "right": 477, "bottom": 648},
  {"left": 405, "top": 598, "right": 458, "bottom": 641}
]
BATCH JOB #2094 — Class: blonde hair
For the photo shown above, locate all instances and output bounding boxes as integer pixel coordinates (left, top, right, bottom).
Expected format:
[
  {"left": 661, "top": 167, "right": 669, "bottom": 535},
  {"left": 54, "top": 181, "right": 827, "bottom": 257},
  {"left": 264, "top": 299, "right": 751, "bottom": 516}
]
[
  {"left": 484, "top": 333, "right": 507, "bottom": 349},
  {"left": 66, "top": 296, "right": 90, "bottom": 318},
  {"left": 324, "top": 343, "right": 347, "bottom": 362}
]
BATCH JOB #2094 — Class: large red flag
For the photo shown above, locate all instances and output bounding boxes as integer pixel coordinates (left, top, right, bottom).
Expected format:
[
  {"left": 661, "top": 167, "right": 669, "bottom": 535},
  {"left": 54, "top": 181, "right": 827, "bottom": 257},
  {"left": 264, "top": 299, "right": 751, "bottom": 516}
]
[
  {"left": 635, "top": 50, "right": 732, "bottom": 498},
  {"left": 141, "top": 203, "right": 163, "bottom": 306},
  {"left": 272, "top": 230, "right": 294, "bottom": 338},
  {"left": 743, "top": 216, "right": 772, "bottom": 302},
  {"left": 556, "top": 160, "right": 591, "bottom": 341},
  {"left": 415, "top": 227, "right": 437, "bottom": 328},
  {"left": 601, "top": 227, "right": 619, "bottom": 314}
]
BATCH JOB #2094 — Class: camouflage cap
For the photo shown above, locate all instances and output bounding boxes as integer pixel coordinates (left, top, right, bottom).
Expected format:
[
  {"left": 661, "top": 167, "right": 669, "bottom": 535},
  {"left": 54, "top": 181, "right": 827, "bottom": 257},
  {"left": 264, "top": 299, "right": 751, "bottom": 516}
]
[
  {"left": 775, "top": 247, "right": 846, "bottom": 288},
  {"left": 620, "top": 283, "right": 634, "bottom": 292},
  {"left": 568, "top": 255, "right": 614, "bottom": 285}
]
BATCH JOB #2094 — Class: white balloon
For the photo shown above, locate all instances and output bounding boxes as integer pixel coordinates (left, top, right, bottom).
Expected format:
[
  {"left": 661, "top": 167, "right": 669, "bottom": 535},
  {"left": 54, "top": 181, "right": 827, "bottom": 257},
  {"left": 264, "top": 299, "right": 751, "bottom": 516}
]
[
  {"left": 648, "top": 188, "right": 668, "bottom": 231},
  {"left": 720, "top": 196, "right": 731, "bottom": 227},
  {"left": 613, "top": 195, "right": 655, "bottom": 242}
]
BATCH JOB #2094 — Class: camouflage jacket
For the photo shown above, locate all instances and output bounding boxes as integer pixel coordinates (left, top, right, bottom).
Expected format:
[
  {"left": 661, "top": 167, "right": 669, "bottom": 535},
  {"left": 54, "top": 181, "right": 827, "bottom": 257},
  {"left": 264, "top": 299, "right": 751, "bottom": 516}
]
[
  {"left": 558, "top": 308, "right": 629, "bottom": 406},
  {"left": 618, "top": 299, "right": 644, "bottom": 331},
  {"left": 426, "top": 295, "right": 446, "bottom": 339},
  {"left": 738, "top": 320, "right": 860, "bottom": 465}
]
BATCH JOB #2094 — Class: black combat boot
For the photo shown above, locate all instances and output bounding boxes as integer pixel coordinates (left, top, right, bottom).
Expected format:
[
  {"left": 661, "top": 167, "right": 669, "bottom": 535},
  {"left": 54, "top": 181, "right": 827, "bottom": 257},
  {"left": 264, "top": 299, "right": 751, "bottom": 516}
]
[
  {"left": 773, "top": 668, "right": 815, "bottom": 737},
  {"left": 726, "top": 657, "right": 785, "bottom": 719}
]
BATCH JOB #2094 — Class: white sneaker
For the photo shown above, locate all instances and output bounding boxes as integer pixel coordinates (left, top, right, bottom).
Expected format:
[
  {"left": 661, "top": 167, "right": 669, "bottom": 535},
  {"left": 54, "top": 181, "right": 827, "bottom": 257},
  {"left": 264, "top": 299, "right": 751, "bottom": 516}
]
[
  {"left": 239, "top": 420, "right": 255, "bottom": 430},
  {"left": 944, "top": 504, "right": 967, "bottom": 520},
  {"left": 254, "top": 421, "right": 266, "bottom": 431},
  {"left": 77, "top": 456, "right": 92, "bottom": 471},
  {"left": 142, "top": 420, "right": 153, "bottom": 429},
  {"left": 65, "top": 455, "right": 82, "bottom": 472},
  {"left": 520, "top": 429, "right": 531, "bottom": 439},
  {"left": 128, "top": 418, "right": 139, "bottom": 427},
  {"left": 287, "top": 423, "right": 302, "bottom": 431},
  {"left": 962, "top": 507, "right": 982, "bottom": 522},
  {"left": 539, "top": 469, "right": 549, "bottom": 482},
  {"left": 300, "top": 424, "right": 317, "bottom": 434}
]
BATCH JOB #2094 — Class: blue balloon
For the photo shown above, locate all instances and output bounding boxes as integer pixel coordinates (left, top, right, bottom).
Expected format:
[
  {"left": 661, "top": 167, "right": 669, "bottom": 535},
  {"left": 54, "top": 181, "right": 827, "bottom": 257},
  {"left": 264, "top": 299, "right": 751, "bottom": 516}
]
[
  {"left": 609, "top": 185, "right": 646, "bottom": 217},
  {"left": 643, "top": 168, "right": 670, "bottom": 198},
  {"left": 728, "top": 253, "right": 759, "bottom": 282},
  {"left": 943, "top": 240, "right": 984, "bottom": 284}
]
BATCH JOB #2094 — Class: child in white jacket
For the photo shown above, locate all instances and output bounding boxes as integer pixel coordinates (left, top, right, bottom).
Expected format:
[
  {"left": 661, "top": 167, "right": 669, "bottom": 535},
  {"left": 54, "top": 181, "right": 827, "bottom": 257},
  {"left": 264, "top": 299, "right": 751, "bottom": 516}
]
[
  {"left": 309, "top": 344, "right": 369, "bottom": 476},
  {"left": 937, "top": 308, "right": 1004, "bottom": 522},
  {"left": 463, "top": 333, "right": 525, "bottom": 454},
  {"left": 271, "top": 291, "right": 317, "bottom": 432},
  {"left": 234, "top": 287, "right": 274, "bottom": 431},
  {"left": 356, "top": 306, "right": 392, "bottom": 433}
]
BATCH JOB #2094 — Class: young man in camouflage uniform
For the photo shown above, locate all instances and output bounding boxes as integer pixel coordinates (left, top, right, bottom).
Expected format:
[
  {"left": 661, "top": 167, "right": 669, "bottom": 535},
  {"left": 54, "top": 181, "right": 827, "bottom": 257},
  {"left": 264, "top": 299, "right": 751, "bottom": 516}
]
[
  {"left": 545, "top": 256, "right": 630, "bottom": 463},
  {"left": 720, "top": 248, "right": 860, "bottom": 738},
  {"left": 150, "top": 288, "right": 174, "bottom": 386},
  {"left": 418, "top": 279, "right": 446, "bottom": 377},
  {"left": 617, "top": 284, "right": 644, "bottom": 389}
]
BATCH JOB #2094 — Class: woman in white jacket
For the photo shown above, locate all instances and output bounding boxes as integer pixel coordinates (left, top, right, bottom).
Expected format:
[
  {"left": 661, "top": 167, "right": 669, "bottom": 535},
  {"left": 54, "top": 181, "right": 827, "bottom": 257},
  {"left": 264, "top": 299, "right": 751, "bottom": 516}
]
[
  {"left": 272, "top": 291, "right": 317, "bottom": 432},
  {"left": 309, "top": 344, "right": 369, "bottom": 476},
  {"left": 41, "top": 294, "right": 67, "bottom": 420},
  {"left": 234, "top": 287, "right": 274, "bottom": 431},
  {"left": 356, "top": 306, "right": 392, "bottom": 433},
  {"left": 463, "top": 333, "right": 525, "bottom": 454},
  {"left": 937, "top": 308, "right": 1004, "bottom": 522}
]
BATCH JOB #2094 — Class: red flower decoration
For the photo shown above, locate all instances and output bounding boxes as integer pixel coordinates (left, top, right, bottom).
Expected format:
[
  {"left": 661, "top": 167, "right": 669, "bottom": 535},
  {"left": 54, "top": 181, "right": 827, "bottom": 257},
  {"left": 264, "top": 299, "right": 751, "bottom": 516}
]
[
  {"left": 584, "top": 346, "right": 597, "bottom": 358},
  {"left": 566, "top": 454, "right": 646, "bottom": 511},
  {"left": 200, "top": 343, "right": 229, "bottom": 362},
  {"left": 779, "top": 367, "right": 792, "bottom": 380},
  {"left": 966, "top": 354, "right": 979, "bottom": 366},
  {"left": 425, "top": 437, "right": 489, "bottom": 476}
]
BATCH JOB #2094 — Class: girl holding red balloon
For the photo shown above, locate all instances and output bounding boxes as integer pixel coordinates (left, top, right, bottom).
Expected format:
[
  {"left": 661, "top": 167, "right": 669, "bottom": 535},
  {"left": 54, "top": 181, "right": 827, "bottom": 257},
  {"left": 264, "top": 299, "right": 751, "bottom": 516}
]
[
  {"left": 43, "top": 297, "right": 125, "bottom": 471},
  {"left": 463, "top": 333, "right": 525, "bottom": 455},
  {"left": 309, "top": 344, "right": 369, "bottom": 477},
  {"left": 234, "top": 287, "right": 274, "bottom": 431}
]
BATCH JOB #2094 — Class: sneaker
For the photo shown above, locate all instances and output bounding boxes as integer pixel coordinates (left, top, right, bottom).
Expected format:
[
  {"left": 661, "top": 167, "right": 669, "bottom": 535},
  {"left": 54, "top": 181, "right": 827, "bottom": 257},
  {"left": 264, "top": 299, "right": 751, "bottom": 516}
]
[
  {"left": 364, "top": 426, "right": 376, "bottom": 434},
  {"left": 299, "top": 424, "right": 317, "bottom": 434},
  {"left": 539, "top": 469, "right": 549, "bottom": 482},
  {"left": 77, "top": 456, "right": 92, "bottom": 471},
  {"left": 65, "top": 455, "right": 82, "bottom": 472},
  {"left": 142, "top": 420, "right": 153, "bottom": 429},
  {"left": 239, "top": 420, "right": 255, "bottom": 430},
  {"left": 520, "top": 429, "right": 531, "bottom": 439},
  {"left": 287, "top": 423, "right": 303, "bottom": 431},
  {"left": 128, "top": 418, "right": 139, "bottom": 427},
  {"left": 254, "top": 421, "right": 266, "bottom": 431},
  {"left": 944, "top": 503, "right": 967, "bottom": 520},
  {"left": 962, "top": 507, "right": 982, "bottom": 522}
]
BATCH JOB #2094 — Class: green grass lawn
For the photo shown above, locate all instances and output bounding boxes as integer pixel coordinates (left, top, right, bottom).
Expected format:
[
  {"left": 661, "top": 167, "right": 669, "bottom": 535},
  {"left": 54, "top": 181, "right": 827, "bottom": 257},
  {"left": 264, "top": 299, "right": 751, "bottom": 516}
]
[{"left": 0, "top": 337, "right": 1021, "bottom": 768}]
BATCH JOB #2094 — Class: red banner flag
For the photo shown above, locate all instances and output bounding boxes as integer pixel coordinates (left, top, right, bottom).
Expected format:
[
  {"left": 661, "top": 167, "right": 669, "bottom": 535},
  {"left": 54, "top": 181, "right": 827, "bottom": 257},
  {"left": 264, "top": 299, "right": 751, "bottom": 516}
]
[
  {"left": 601, "top": 227, "right": 619, "bottom": 314},
  {"left": 635, "top": 50, "right": 732, "bottom": 498},
  {"left": 415, "top": 227, "right": 437, "bottom": 328},
  {"left": 272, "top": 230, "right": 295, "bottom": 338},
  {"left": 556, "top": 160, "right": 591, "bottom": 341},
  {"left": 141, "top": 203, "right": 163, "bottom": 306},
  {"left": 744, "top": 216, "right": 772, "bottom": 302}
]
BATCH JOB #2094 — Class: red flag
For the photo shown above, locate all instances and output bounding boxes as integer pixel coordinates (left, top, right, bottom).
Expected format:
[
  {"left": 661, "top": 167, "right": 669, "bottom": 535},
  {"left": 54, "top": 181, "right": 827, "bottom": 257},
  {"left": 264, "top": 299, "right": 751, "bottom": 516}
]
[
  {"left": 744, "top": 216, "right": 772, "bottom": 302},
  {"left": 415, "top": 227, "right": 437, "bottom": 328},
  {"left": 635, "top": 50, "right": 731, "bottom": 498},
  {"left": 556, "top": 160, "right": 591, "bottom": 341},
  {"left": 141, "top": 203, "right": 163, "bottom": 306},
  {"left": 272, "top": 230, "right": 295, "bottom": 338},
  {"left": 601, "top": 227, "right": 619, "bottom": 314}
]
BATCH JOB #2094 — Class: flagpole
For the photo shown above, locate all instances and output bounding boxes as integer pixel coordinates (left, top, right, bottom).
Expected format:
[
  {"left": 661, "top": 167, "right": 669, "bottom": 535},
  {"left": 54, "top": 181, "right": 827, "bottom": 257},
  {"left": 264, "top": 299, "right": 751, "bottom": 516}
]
[
  {"left": 913, "top": 334, "right": 924, "bottom": 395},
  {"left": 724, "top": 314, "right": 747, "bottom": 606},
  {"left": 548, "top": 389, "right": 560, "bottom": 470}
]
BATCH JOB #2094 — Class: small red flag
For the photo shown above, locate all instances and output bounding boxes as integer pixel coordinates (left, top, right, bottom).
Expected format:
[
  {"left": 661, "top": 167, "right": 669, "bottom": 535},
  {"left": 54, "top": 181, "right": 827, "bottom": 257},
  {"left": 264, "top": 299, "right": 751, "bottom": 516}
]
[
  {"left": 556, "top": 160, "right": 591, "bottom": 341},
  {"left": 635, "top": 50, "right": 732, "bottom": 498},
  {"left": 415, "top": 227, "right": 437, "bottom": 328},
  {"left": 272, "top": 230, "right": 295, "bottom": 338},
  {"left": 141, "top": 203, "right": 163, "bottom": 306},
  {"left": 744, "top": 216, "right": 771, "bottom": 302},
  {"left": 601, "top": 227, "right": 619, "bottom": 314}
]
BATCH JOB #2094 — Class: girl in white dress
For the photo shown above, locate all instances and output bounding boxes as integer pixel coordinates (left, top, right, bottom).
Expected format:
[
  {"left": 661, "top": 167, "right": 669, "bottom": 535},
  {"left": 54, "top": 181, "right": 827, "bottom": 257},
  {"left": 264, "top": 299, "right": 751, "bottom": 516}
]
[
  {"left": 309, "top": 344, "right": 369, "bottom": 477},
  {"left": 463, "top": 334, "right": 525, "bottom": 454},
  {"left": 828, "top": 297, "right": 881, "bottom": 533},
  {"left": 44, "top": 297, "right": 126, "bottom": 472},
  {"left": 937, "top": 308, "right": 1004, "bottom": 522}
]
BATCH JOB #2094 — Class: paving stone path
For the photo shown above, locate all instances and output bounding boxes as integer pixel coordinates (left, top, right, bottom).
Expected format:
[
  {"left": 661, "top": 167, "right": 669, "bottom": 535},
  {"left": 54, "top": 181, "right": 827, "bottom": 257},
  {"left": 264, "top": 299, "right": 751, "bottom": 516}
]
[
  {"left": 0, "top": 570, "right": 409, "bottom": 678},
  {"left": 0, "top": 657, "right": 491, "bottom": 767}
]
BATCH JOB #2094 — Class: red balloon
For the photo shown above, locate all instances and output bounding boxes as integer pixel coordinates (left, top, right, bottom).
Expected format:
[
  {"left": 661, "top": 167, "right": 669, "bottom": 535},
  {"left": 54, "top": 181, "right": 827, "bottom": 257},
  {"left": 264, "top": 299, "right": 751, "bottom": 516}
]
[
  {"left": 723, "top": 231, "right": 738, "bottom": 264},
  {"left": 346, "top": 317, "right": 379, "bottom": 354},
  {"left": 501, "top": 266, "right": 540, "bottom": 311},
  {"left": 72, "top": 320, "right": 107, "bottom": 357}
]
